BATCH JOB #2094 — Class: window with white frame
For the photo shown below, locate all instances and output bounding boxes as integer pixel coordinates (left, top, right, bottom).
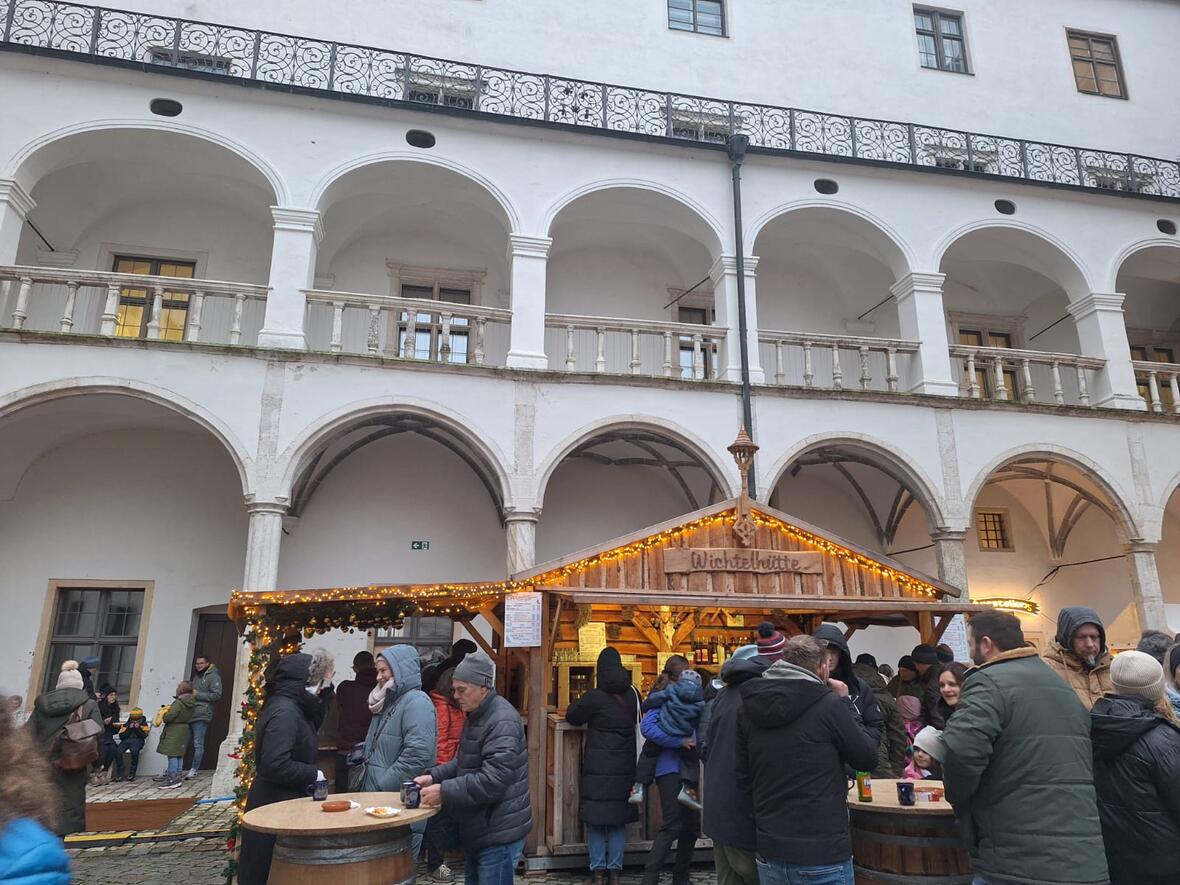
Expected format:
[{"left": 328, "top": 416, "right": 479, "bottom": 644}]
[
  {"left": 914, "top": 7, "right": 969, "bottom": 73},
  {"left": 668, "top": 0, "right": 725, "bottom": 36},
  {"left": 387, "top": 264, "right": 486, "bottom": 363}
]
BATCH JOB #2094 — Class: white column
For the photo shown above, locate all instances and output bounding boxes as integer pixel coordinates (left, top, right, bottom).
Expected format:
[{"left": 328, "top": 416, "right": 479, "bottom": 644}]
[
  {"left": 1125, "top": 542, "right": 1168, "bottom": 632},
  {"left": 1067, "top": 293, "right": 1145, "bottom": 411},
  {"left": 505, "top": 510, "right": 540, "bottom": 575},
  {"left": 257, "top": 207, "right": 321, "bottom": 350},
  {"left": 210, "top": 497, "right": 288, "bottom": 797},
  {"left": 710, "top": 254, "right": 765, "bottom": 384},
  {"left": 506, "top": 234, "right": 551, "bottom": 369},
  {"left": 891, "top": 272, "right": 958, "bottom": 396},
  {"left": 0, "top": 180, "right": 35, "bottom": 265},
  {"left": 932, "top": 529, "right": 969, "bottom": 594}
]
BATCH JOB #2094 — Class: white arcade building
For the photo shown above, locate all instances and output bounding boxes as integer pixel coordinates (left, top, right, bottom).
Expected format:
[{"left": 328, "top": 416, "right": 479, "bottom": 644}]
[{"left": 1, "top": 0, "right": 1179, "bottom": 784}]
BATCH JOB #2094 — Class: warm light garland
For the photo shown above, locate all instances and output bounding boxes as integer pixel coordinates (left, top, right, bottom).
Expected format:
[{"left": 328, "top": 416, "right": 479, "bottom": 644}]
[{"left": 975, "top": 597, "right": 1041, "bottom": 615}]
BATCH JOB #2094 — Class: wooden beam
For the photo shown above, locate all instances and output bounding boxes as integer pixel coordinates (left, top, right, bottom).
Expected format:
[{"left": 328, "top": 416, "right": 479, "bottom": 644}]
[
  {"left": 629, "top": 612, "right": 666, "bottom": 651},
  {"left": 525, "top": 598, "right": 550, "bottom": 856},
  {"left": 670, "top": 615, "right": 697, "bottom": 650},
  {"left": 552, "top": 589, "right": 991, "bottom": 615},
  {"left": 918, "top": 611, "right": 935, "bottom": 645},
  {"left": 931, "top": 614, "right": 955, "bottom": 643},
  {"left": 479, "top": 606, "right": 506, "bottom": 639},
  {"left": 548, "top": 596, "right": 564, "bottom": 649},
  {"left": 844, "top": 625, "right": 859, "bottom": 640},
  {"left": 459, "top": 617, "right": 497, "bottom": 661},
  {"left": 901, "top": 613, "right": 921, "bottom": 630}
]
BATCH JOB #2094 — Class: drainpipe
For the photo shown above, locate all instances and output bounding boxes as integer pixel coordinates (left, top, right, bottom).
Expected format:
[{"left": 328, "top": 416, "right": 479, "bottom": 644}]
[{"left": 727, "top": 134, "right": 756, "bottom": 497}]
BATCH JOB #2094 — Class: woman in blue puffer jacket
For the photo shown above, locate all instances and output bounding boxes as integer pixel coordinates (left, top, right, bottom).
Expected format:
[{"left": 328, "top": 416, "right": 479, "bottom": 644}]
[{"left": 0, "top": 708, "right": 71, "bottom": 884}]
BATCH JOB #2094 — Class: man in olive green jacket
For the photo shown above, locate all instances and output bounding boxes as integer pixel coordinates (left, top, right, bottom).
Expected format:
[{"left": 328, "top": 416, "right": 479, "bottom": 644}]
[{"left": 942, "top": 611, "right": 1108, "bottom": 885}]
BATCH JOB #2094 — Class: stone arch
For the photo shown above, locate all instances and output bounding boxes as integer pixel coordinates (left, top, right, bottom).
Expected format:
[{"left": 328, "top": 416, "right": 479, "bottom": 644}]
[
  {"left": 962, "top": 445, "right": 1141, "bottom": 542},
  {"left": 762, "top": 432, "right": 948, "bottom": 531},
  {"left": 0, "top": 378, "right": 254, "bottom": 497},
  {"left": 309, "top": 151, "right": 520, "bottom": 232},
  {"left": 932, "top": 219, "right": 1096, "bottom": 301},
  {"left": 276, "top": 398, "right": 513, "bottom": 518},
  {"left": 747, "top": 199, "right": 915, "bottom": 279},
  {"left": 6, "top": 119, "right": 286, "bottom": 205},
  {"left": 1107, "top": 237, "right": 1180, "bottom": 291},
  {"left": 534, "top": 417, "right": 736, "bottom": 511},
  {"left": 542, "top": 179, "right": 726, "bottom": 255}
]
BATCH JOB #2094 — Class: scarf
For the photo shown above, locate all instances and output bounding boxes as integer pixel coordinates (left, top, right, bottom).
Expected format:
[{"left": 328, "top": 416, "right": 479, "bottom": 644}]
[{"left": 368, "top": 679, "right": 393, "bottom": 714}]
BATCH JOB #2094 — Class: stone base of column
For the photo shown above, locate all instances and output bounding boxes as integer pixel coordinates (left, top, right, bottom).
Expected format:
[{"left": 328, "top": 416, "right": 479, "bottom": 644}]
[
  {"left": 1095, "top": 392, "right": 1148, "bottom": 411},
  {"left": 506, "top": 350, "right": 548, "bottom": 370},
  {"left": 210, "top": 730, "right": 243, "bottom": 798},
  {"left": 906, "top": 378, "right": 960, "bottom": 397},
  {"left": 257, "top": 328, "right": 308, "bottom": 350}
]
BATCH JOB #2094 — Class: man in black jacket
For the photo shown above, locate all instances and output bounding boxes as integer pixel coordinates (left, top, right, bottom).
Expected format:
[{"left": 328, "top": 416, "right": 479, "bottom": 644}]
[
  {"left": 702, "top": 649, "right": 767, "bottom": 885},
  {"left": 415, "top": 651, "right": 530, "bottom": 885},
  {"left": 812, "top": 624, "right": 885, "bottom": 755},
  {"left": 737, "top": 635, "right": 879, "bottom": 885}
]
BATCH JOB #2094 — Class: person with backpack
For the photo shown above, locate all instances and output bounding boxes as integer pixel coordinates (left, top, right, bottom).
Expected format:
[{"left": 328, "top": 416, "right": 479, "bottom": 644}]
[
  {"left": 25, "top": 661, "right": 103, "bottom": 835},
  {"left": 155, "top": 682, "right": 196, "bottom": 789}
]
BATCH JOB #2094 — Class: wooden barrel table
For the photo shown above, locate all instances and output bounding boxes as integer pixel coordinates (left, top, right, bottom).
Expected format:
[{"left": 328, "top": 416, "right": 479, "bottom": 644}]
[
  {"left": 847, "top": 779, "right": 971, "bottom": 885},
  {"left": 242, "top": 791, "right": 435, "bottom": 885}
]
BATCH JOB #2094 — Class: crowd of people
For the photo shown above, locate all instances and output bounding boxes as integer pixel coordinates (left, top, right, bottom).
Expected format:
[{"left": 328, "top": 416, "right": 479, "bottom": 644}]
[
  {"left": 4, "top": 608, "right": 1180, "bottom": 885},
  {"left": 238, "top": 638, "right": 530, "bottom": 885}
]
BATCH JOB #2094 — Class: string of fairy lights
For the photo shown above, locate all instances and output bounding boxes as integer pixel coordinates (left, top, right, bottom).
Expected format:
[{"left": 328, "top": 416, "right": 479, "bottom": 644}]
[{"left": 221, "top": 505, "right": 944, "bottom": 880}]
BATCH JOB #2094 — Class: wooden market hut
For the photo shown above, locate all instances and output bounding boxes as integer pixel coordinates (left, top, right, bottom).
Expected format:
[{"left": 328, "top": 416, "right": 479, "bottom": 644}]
[{"left": 512, "top": 487, "right": 990, "bottom": 868}]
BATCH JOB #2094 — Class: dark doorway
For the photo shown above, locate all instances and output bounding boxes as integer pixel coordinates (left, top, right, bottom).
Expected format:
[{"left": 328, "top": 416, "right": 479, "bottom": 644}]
[{"left": 184, "top": 614, "right": 237, "bottom": 771}]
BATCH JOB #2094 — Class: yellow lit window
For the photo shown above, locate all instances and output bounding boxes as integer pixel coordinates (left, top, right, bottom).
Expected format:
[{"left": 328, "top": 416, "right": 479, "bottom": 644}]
[{"left": 112, "top": 256, "right": 195, "bottom": 341}]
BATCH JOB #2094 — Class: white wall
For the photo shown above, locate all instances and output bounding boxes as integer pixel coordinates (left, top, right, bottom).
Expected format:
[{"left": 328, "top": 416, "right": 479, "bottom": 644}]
[
  {"left": 105, "top": 0, "right": 1180, "bottom": 159},
  {"left": 0, "top": 428, "right": 246, "bottom": 772}
]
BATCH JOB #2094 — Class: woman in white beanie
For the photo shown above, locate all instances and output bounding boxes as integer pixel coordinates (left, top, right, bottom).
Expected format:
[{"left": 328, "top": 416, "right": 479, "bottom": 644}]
[
  {"left": 25, "top": 661, "right": 104, "bottom": 834},
  {"left": 1090, "top": 650, "right": 1180, "bottom": 885}
]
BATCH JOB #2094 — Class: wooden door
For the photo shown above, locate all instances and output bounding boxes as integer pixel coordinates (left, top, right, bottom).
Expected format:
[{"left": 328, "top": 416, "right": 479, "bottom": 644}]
[{"left": 186, "top": 614, "right": 237, "bottom": 770}]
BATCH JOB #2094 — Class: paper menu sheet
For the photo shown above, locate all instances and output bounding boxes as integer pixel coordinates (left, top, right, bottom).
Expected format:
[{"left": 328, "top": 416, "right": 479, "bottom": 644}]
[{"left": 503, "top": 592, "right": 542, "bottom": 648}]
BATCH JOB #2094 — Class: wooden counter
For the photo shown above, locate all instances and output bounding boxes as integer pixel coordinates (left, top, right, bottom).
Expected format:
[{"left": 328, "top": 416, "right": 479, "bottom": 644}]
[
  {"left": 846, "top": 779, "right": 970, "bottom": 885},
  {"left": 242, "top": 791, "right": 435, "bottom": 885}
]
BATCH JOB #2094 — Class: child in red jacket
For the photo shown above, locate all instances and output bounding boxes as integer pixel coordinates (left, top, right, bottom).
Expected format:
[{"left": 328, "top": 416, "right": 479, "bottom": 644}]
[{"left": 423, "top": 668, "right": 465, "bottom": 882}]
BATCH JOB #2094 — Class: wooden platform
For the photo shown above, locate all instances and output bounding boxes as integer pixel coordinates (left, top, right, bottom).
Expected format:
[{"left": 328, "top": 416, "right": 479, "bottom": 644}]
[{"left": 84, "top": 798, "right": 196, "bottom": 832}]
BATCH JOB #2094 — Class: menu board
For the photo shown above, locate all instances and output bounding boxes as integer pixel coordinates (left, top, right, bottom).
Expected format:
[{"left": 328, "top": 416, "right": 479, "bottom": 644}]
[
  {"left": 503, "top": 592, "right": 542, "bottom": 648},
  {"left": 941, "top": 614, "right": 971, "bottom": 662},
  {"left": 577, "top": 622, "right": 607, "bottom": 660}
]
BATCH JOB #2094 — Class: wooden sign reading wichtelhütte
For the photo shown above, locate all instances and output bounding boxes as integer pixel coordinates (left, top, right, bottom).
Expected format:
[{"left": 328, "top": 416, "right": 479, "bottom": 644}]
[{"left": 662, "top": 548, "right": 823, "bottom": 575}]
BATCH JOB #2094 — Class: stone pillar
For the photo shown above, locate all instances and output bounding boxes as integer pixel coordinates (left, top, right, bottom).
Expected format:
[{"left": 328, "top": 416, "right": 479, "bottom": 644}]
[
  {"left": 0, "top": 180, "right": 35, "bottom": 265},
  {"left": 506, "top": 235, "right": 551, "bottom": 369},
  {"left": 932, "top": 529, "right": 969, "bottom": 595},
  {"left": 210, "top": 497, "right": 288, "bottom": 797},
  {"left": 891, "top": 272, "right": 959, "bottom": 396},
  {"left": 710, "top": 254, "right": 765, "bottom": 384},
  {"left": 1067, "top": 293, "right": 1145, "bottom": 410},
  {"left": 258, "top": 207, "right": 321, "bottom": 350},
  {"left": 1125, "top": 542, "right": 1168, "bottom": 632},
  {"left": 505, "top": 510, "right": 540, "bottom": 575}
]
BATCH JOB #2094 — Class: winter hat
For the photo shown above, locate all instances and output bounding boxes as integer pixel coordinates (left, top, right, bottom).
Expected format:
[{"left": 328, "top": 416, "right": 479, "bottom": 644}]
[
  {"left": 898, "top": 695, "right": 922, "bottom": 721},
  {"left": 911, "top": 644, "right": 940, "bottom": 666},
  {"left": 913, "top": 725, "right": 945, "bottom": 763},
  {"left": 454, "top": 650, "right": 495, "bottom": 689},
  {"left": 756, "top": 622, "right": 786, "bottom": 661},
  {"left": 80, "top": 656, "right": 100, "bottom": 670},
  {"left": 730, "top": 644, "right": 760, "bottom": 661},
  {"left": 56, "top": 660, "right": 84, "bottom": 691},
  {"left": 936, "top": 645, "right": 955, "bottom": 664},
  {"left": 854, "top": 653, "right": 878, "bottom": 670},
  {"left": 1169, "top": 644, "right": 1180, "bottom": 681},
  {"left": 1110, "top": 650, "right": 1165, "bottom": 703},
  {"left": 99, "top": 683, "right": 116, "bottom": 696},
  {"left": 898, "top": 655, "right": 917, "bottom": 673},
  {"left": 128, "top": 707, "right": 144, "bottom": 718}
]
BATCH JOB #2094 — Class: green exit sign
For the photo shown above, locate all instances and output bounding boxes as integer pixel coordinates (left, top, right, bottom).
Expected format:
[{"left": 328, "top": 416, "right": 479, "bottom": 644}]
[{"left": 411, "top": 540, "right": 431, "bottom": 550}]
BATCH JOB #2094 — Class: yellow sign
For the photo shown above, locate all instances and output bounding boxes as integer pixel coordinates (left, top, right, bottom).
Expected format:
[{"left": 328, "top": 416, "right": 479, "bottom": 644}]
[{"left": 578, "top": 622, "right": 607, "bottom": 660}]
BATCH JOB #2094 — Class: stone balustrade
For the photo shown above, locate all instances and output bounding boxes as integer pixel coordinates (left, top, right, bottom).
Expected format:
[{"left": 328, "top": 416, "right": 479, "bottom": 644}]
[
  {"left": 303, "top": 288, "right": 512, "bottom": 363},
  {"left": 0, "top": 265, "right": 267, "bottom": 345},
  {"left": 757, "top": 330, "right": 920, "bottom": 393},
  {"left": 949, "top": 344, "right": 1106, "bottom": 407},
  {"left": 544, "top": 313, "right": 727, "bottom": 379},
  {"left": 1133, "top": 360, "right": 1180, "bottom": 414}
]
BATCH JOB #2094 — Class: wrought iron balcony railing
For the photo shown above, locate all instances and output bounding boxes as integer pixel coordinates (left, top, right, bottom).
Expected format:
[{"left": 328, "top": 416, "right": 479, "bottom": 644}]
[{"left": 2, "top": 0, "right": 1178, "bottom": 201}]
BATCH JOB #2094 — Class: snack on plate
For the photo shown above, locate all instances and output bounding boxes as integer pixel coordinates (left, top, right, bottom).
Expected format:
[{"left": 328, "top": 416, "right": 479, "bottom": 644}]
[
  {"left": 321, "top": 800, "right": 352, "bottom": 813},
  {"left": 364, "top": 806, "right": 400, "bottom": 818}
]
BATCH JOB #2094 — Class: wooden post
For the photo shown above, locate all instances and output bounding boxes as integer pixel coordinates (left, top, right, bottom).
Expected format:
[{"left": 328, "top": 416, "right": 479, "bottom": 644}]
[
  {"left": 918, "top": 610, "right": 935, "bottom": 645},
  {"left": 525, "top": 593, "right": 551, "bottom": 856}
]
